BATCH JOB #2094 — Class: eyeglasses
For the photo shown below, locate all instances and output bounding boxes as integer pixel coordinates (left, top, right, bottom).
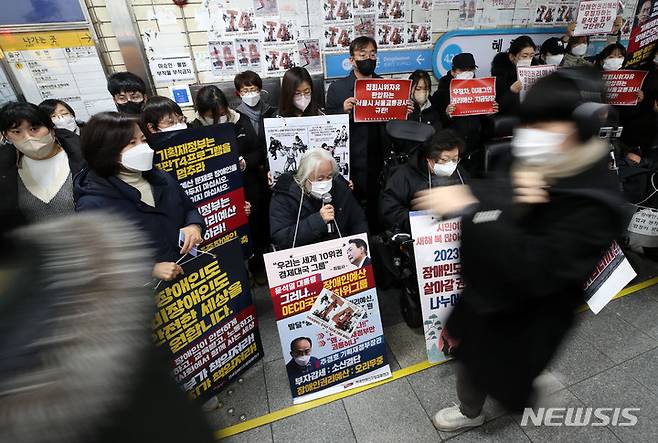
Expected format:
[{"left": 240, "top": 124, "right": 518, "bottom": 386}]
[
  {"left": 240, "top": 87, "right": 260, "bottom": 95},
  {"left": 114, "top": 92, "right": 144, "bottom": 104},
  {"left": 437, "top": 157, "right": 459, "bottom": 164},
  {"left": 294, "top": 91, "right": 312, "bottom": 98}
]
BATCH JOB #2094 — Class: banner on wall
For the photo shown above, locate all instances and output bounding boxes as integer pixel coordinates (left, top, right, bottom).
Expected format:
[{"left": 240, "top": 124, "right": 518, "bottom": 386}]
[
  {"left": 573, "top": 0, "right": 618, "bottom": 36},
  {"left": 151, "top": 125, "right": 251, "bottom": 255},
  {"left": 449, "top": 77, "right": 496, "bottom": 116},
  {"left": 517, "top": 64, "right": 557, "bottom": 100},
  {"left": 529, "top": 0, "right": 578, "bottom": 27},
  {"left": 354, "top": 78, "right": 412, "bottom": 122},
  {"left": 432, "top": 28, "right": 565, "bottom": 78},
  {"left": 264, "top": 234, "right": 392, "bottom": 404},
  {"left": 625, "top": 0, "right": 658, "bottom": 67},
  {"left": 410, "top": 212, "right": 464, "bottom": 363},
  {"left": 583, "top": 242, "right": 636, "bottom": 314},
  {"left": 263, "top": 114, "right": 350, "bottom": 183},
  {"left": 602, "top": 70, "right": 648, "bottom": 105},
  {"left": 154, "top": 238, "right": 263, "bottom": 402}
]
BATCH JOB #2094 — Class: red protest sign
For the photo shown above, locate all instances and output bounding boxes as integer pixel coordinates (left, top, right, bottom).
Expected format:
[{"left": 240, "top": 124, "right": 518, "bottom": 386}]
[
  {"left": 449, "top": 77, "right": 496, "bottom": 117},
  {"left": 573, "top": 0, "right": 618, "bottom": 36},
  {"left": 354, "top": 78, "right": 412, "bottom": 122},
  {"left": 602, "top": 70, "right": 648, "bottom": 106}
]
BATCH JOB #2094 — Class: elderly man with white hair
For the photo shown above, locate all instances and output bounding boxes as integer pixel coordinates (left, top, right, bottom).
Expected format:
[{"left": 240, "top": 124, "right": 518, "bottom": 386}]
[{"left": 270, "top": 148, "right": 368, "bottom": 249}]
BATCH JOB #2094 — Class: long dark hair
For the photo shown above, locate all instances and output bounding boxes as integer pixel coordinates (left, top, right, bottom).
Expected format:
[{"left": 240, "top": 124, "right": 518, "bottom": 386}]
[
  {"left": 194, "top": 85, "right": 229, "bottom": 124},
  {"left": 279, "top": 67, "right": 318, "bottom": 117},
  {"left": 81, "top": 112, "right": 140, "bottom": 177}
]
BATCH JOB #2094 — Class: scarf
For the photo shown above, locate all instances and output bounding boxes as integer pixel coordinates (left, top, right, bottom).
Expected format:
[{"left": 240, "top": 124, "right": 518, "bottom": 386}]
[{"left": 236, "top": 101, "right": 270, "bottom": 135}]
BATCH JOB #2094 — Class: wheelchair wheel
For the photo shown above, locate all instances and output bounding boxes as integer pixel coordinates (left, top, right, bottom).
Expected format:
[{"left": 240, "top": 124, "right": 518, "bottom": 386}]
[{"left": 400, "top": 286, "right": 423, "bottom": 328}]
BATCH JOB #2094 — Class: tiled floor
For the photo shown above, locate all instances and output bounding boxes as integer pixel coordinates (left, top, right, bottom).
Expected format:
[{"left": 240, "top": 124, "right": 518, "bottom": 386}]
[{"left": 211, "top": 251, "right": 658, "bottom": 442}]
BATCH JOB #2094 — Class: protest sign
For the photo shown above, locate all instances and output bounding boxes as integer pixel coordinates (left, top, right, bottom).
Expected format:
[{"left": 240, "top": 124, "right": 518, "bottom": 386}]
[
  {"left": 573, "top": 0, "right": 619, "bottom": 36},
  {"left": 449, "top": 77, "right": 497, "bottom": 116},
  {"left": 151, "top": 125, "right": 250, "bottom": 254},
  {"left": 154, "top": 238, "right": 263, "bottom": 402},
  {"left": 354, "top": 78, "right": 412, "bottom": 122},
  {"left": 264, "top": 234, "right": 392, "bottom": 403},
  {"left": 627, "top": 206, "right": 658, "bottom": 247},
  {"left": 625, "top": 0, "right": 658, "bottom": 67},
  {"left": 517, "top": 64, "right": 558, "bottom": 100},
  {"left": 602, "top": 70, "right": 648, "bottom": 105},
  {"left": 264, "top": 114, "right": 350, "bottom": 183},
  {"left": 410, "top": 212, "right": 464, "bottom": 363},
  {"left": 583, "top": 242, "right": 636, "bottom": 314}
]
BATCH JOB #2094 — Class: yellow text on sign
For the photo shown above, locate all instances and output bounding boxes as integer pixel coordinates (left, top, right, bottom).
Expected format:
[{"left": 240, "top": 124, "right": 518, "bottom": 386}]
[{"left": 0, "top": 30, "right": 94, "bottom": 51}]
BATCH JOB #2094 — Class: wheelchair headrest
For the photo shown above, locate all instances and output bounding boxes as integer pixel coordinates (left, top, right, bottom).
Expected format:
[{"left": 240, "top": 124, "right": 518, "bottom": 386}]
[
  {"left": 491, "top": 115, "right": 520, "bottom": 138},
  {"left": 386, "top": 120, "right": 435, "bottom": 144}
]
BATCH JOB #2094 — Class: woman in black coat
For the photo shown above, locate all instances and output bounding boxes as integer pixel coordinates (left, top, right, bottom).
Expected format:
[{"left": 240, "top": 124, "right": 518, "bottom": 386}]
[
  {"left": 0, "top": 102, "right": 83, "bottom": 231},
  {"left": 270, "top": 147, "right": 368, "bottom": 249},
  {"left": 415, "top": 69, "right": 625, "bottom": 431},
  {"left": 74, "top": 112, "right": 205, "bottom": 282},
  {"left": 491, "top": 36, "right": 537, "bottom": 116}
]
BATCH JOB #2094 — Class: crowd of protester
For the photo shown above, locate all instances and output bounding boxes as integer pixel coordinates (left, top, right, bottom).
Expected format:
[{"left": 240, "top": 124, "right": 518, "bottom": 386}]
[{"left": 1, "top": 30, "right": 657, "bottom": 433}]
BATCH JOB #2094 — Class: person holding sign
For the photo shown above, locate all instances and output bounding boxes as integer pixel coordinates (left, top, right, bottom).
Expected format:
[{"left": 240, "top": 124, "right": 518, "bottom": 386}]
[
  {"left": 270, "top": 148, "right": 367, "bottom": 249},
  {"left": 278, "top": 67, "right": 322, "bottom": 117},
  {"left": 594, "top": 43, "right": 627, "bottom": 72},
  {"left": 414, "top": 69, "right": 625, "bottom": 430},
  {"left": 491, "top": 36, "right": 537, "bottom": 116},
  {"left": 326, "top": 36, "right": 392, "bottom": 233},
  {"left": 380, "top": 129, "right": 467, "bottom": 233},
  {"left": 407, "top": 69, "right": 441, "bottom": 129},
  {"left": 535, "top": 37, "right": 566, "bottom": 66},
  {"left": 74, "top": 112, "right": 205, "bottom": 282},
  {"left": 562, "top": 36, "right": 593, "bottom": 68}
]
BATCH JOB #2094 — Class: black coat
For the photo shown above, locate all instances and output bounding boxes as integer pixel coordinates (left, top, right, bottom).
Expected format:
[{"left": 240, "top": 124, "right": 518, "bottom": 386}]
[
  {"left": 73, "top": 168, "right": 205, "bottom": 263},
  {"left": 432, "top": 72, "right": 486, "bottom": 156},
  {"left": 379, "top": 149, "right": 467, "bottom": 233},
  {"left": 618, "top": 66, "right": 658, "bottom": 151},
  {"left": 326, "top": 71, "right": 389, "bottom": 199},
  {"left": 270, "top": 172, "right": 368, "bottom": 249},
  {"left": 447, "top": 155, "right": 625, "bottom": 411},
  {"left": 491, "top": 52, "right": 521, "bottom": 116},
  {"left": 0, "top": 128, "right": 84, "bottom": 233}
]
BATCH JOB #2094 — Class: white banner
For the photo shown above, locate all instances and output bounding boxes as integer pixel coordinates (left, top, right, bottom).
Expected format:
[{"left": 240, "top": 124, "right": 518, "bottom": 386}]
[
  {"left": 517, "top": 64, "right": 557, "bottom": 100},
  {"left": 584, "top": 242, "right": 636, "bottom": 314},
  {"left": 410, "top": 212, "right": 463, "bottom": 363},
  {"left": 573, "top": 0, "right": 619, "bottom": 36}
]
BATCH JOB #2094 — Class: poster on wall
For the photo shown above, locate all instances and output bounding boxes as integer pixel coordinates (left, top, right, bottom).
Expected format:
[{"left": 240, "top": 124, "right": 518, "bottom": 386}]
[
  {"left": 410, "top": 212, "right": 463, "bottom": 362},
  {"left": 254, "top": 0, "right": 280, "bottom": 16},
  {"left": 149, "top": 57, "right": 196, "bottom": 84},
  {"left": 264, "top": 234, "right": 392, "bottom": 404},
  {"left": 209, "top": 40, "right": 238, "bottom": 76},
  {"left": 0, "top": 29, "right": 116, "bottom": 121},
  {"left": 298, "top": 39, "right": 323, "bottom": 73},
  {"left": 236, "top": 38, "right": 263, "bottom": 71},
  {"left": 529, "top": 0, "right": 577, "bottom": 27},
  {"left": 625, "top": 0, "right": 658, "bottom": 67},
  {"left": 0, "top": 68, "right": 18, "bottom": 106},
  {"left": 264, "top": 114, "right": 350, "bottom": 182},
  {"left": 154, "top": 238, "right": 263, "bottom": 402},
  {"left": 151, "top": 125, "right": 251, "bottom": 254}
]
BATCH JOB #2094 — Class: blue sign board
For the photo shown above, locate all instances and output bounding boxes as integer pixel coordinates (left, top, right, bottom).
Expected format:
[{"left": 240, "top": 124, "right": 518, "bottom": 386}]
[
  {"left": 324, "top": 48, "right": 433, "bottom": 78},
  {"left": 0, "top": 0, "right": 85, "bottom": 26}
]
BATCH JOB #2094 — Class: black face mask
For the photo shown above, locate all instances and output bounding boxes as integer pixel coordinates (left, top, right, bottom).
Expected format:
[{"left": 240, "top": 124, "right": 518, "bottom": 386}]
[
  {"left": 355, "top": 58, "right": 377, "bottom": 76},
  {"left": 116, "top": 100, "right": 144, "bottom": 115}
]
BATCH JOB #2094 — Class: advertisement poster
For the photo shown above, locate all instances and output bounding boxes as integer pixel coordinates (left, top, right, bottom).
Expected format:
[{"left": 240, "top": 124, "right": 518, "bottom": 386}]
[
  {"left": 602, "top": 70, "right": 648, "bottom": 105},
  {"left": 449, "top": 77, "right": 497, "bottom": 116},
  {"left": 154, "top": 238, "right": 263, "bottom": 402},
  {"left": 529, "top": 0, "right": 577, "bottom": 27},
  {"left": 354, "top": 78, "right": 412, "bottom": 122},
  {"left": 573, "top": 0, "right": 619, "bottom": 36},
  {"left": 264, "top": 234, "right": 392, "bottom": 403},
  {"left": 264, "top": 114, "right": 350, "bottom": 182},
  {"left": 410, "top": 212, "right": 463, "bottom": 363},
  {"left": 625, "top": 0, "right": 658, "bottom": 66},
  {"left": 151, "top": 125, "right": 251, "bottom": 254},
  {"left": 583, "top": 242, "right": 636, "bottom": 314},
  {"left": 517, "top": 64, "right": 557, "bottom": 100}
]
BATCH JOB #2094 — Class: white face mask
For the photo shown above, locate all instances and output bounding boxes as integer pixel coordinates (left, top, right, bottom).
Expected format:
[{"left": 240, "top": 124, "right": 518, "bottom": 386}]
[
  {"left": 602, "top": 57, "right": 624, "bottom": 71},
  {"left": 241, "top": 91, "right": 261, "bottom": 107},
  {"left": 13, "top": 132, "right": 56, "bottom": 160},
  {"left": 159, "top": 122, "right": 187, "bottom": 132},
  {"left": 294, "top": 355, "right": 311, "bottom": 366},
  {"left": 571, "top": 44, "right": 588, "bottom": 56},
  {"left": 294, "top": 95, "right": 312, "bottom": 112},
  {"left": 454, "top": 71, "right": 475, "bottom": 80},
  {"left": 121, "top": 142, "right": 154, "bottom": 172},
  {"left": 433, "top": 161, "right": 458, "bottom": 177},
  {"left": 545, "top": 54, "right": 564, "bottom": 66},
  {"left": 511, "top": 128, "right": 570, "bottom": 165},
  {"left": 413, "top": 90, "right": 428, "bottom": 105},
  {"left": 53, "top": 115, "right": 78, "bottom": 133},
  {"left": 516, "top": 58, "right": 532, "bottom": 67},
  {"left": 309, "top": 179, "right": 332, "bottom": 198}
]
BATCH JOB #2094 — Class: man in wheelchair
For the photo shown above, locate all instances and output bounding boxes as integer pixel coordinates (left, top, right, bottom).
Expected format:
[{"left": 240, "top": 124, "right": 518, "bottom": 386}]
[{"left": 375, "top": 129, "right": 468, "bottom": 327}]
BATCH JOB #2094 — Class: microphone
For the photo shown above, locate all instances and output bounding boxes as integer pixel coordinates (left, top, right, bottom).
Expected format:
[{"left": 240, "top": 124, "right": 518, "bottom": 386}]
[{"left": 322, "top": 193, "right": 334, "bottom": 234}]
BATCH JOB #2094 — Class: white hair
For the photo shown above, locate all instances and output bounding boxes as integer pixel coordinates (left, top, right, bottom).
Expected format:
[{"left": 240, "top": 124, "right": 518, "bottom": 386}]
[{"left": 294, "top": 147, "right": 339, "bottom": 184}]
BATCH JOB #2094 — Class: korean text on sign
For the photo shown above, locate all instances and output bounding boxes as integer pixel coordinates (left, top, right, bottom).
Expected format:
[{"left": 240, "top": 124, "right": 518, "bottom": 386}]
[
  {"left": 354, "top": 79, "right": 412, "bottom": 122},
  {"left": 449, "top": 77, "right": 497, "bottom": 117}
]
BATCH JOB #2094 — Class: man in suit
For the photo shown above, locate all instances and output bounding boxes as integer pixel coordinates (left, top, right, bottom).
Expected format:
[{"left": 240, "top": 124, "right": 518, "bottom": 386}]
[
  {"left": 347, "top": 238, "right": 371, "bottom": 267},
  {"left": 285, "top": 337, "right": 320, "bottom": 379}
]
